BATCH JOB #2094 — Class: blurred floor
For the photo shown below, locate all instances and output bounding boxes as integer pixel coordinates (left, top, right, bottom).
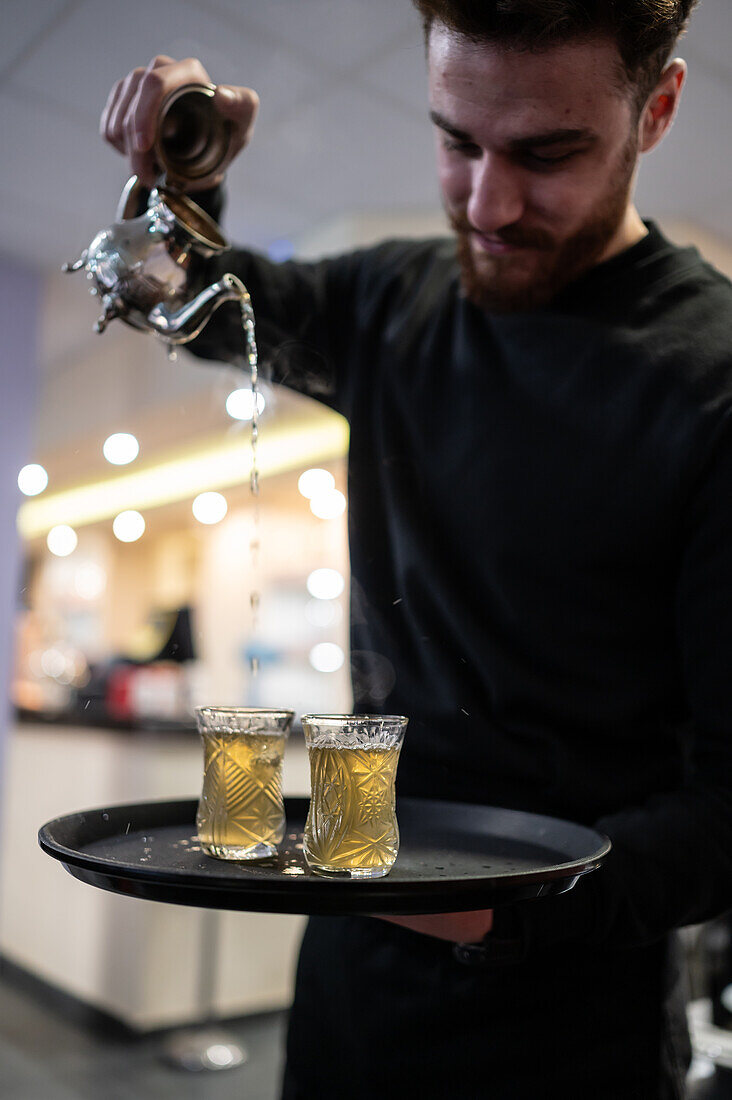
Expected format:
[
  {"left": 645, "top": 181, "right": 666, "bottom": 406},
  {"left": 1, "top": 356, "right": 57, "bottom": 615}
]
[
  {"left": 2, "top": 960, "right": 732, "bottom": 1100},
  {"left": 0, "top": 962, "right": 288, "bottom": 1100}
]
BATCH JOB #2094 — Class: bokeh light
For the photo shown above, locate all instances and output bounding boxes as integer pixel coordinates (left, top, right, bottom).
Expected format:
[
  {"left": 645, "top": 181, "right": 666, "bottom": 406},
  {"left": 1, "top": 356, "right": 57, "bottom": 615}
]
[
  {"left": 103, "top": 433, "right": 139, "bottom": 465},
  {"left": 298, "top": 468, "right": 335, "bottom": 499},
  {"left": 309, "top": 642, "right": 345, "bottom": 673},
  {"left": 192, "top": 491, "right": 228, "bottom": 525},
  {"left": 47, "top": 525, "right": 78, "bottom": 557},
  {"left": 74, "top": 562, "right": 107, "bottom": 600},
  {"left": 307, "top": 568, "right": 345, "bottom": 600},
  {"left": 225, "top": 388, "right": 266, "bottom": 421},
  {"left": 112, "top": 510, "right": 145, "bottom": 542},
  {"left": 305, "top": 598, "right": 342, "bottom": 628},
  {"left": 18, "top": 463, "right": 48, "bottom": 496},
  {"left": 310, "top": 489, "right": 346, "bottom": 519}
]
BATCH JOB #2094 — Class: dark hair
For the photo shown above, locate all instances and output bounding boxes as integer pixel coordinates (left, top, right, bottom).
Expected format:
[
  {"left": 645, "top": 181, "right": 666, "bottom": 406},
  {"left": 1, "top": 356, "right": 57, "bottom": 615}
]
[{"left": 412, "top": 0, "right": 699, "bottom": 106}]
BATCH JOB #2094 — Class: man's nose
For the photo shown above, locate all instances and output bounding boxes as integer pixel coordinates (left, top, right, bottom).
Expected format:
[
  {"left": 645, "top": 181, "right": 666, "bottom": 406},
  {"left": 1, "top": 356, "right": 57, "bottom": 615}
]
[{"left": 466, "top": 153, "right": 525, "bottom": 232}]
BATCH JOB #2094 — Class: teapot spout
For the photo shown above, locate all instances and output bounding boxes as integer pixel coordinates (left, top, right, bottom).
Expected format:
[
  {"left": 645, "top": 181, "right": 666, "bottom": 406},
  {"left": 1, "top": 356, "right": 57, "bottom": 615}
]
[
  {"left": 62, "top": 249, "right": 88, "bottom": 273},
  {"left": 146, "top": 273, "right": 247, "bottom": 345}
]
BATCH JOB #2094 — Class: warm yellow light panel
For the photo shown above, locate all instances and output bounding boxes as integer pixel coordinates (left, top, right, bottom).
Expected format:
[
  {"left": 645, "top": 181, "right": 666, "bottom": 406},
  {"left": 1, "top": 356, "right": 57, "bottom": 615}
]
[{"left": 18, "top": 415, "right": 349, "bottom": 540}]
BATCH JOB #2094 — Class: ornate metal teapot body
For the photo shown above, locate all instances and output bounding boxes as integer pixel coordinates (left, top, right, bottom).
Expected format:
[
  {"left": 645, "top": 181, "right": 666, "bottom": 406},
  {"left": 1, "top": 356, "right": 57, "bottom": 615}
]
[{"left": 63, "top": 84, "right": 245, "bottom": 344}]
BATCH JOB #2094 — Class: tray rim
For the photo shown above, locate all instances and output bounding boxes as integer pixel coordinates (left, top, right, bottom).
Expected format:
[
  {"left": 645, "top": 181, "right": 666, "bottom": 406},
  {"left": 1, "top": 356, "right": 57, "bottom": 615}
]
[{"left": 38, "top": 795, "right": 611, "bottom": 915}]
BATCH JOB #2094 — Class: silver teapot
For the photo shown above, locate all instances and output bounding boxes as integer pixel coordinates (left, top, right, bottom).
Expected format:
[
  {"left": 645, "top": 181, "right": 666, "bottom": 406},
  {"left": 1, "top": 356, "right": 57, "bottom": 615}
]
[{"left": 63, "top": 84, "right": 247, "bottom": 345}]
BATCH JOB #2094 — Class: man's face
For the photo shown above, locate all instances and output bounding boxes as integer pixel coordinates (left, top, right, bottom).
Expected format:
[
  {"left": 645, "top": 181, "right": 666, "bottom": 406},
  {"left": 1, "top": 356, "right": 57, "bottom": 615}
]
[{"left": 428, "top": 27, "right": 642, "bottom": 311}]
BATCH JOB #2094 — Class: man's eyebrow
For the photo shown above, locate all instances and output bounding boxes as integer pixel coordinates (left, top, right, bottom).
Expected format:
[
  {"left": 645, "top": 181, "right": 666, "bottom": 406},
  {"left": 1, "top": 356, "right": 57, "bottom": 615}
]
[
  {"left": 429, "top": 110, "right": 473, "bottom": 142},
  {"left": 429, "top": 110, "right": 598, "bottom": 149},
  {"left": 508, "top": 128, "right": 599, "bottom": 150}
]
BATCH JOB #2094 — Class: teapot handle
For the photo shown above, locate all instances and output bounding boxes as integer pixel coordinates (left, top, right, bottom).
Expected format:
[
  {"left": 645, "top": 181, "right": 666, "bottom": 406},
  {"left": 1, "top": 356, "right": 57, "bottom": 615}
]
[{"left": 116, "top": 175, "right": 147, "bottom": 221}]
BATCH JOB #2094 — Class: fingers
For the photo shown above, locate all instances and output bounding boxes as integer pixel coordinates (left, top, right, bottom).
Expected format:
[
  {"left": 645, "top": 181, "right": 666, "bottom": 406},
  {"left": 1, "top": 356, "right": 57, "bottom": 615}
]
[
  {"left": 104, "top": 68, "right": 145, "bottom": 153},
  {"left": 101, "top": 57, "right": 173, "bottom": 152},
  {"left": 100, "top": 77, "right": 127, "bottom": 152},
  {"left": 127, "top": 56, "right": 208, "bottom": 155},
  {"left": 100, "top": 55, "right": 209, "bottom": 156},
  {"left": 132, "top": 54, "right": 176, "bottom": 153},
  {"left": 128, "top": 149, "right": 158, "bottom": 190},
  {"left": 100, "top": 56, "right": 259, "bottom": 190}
]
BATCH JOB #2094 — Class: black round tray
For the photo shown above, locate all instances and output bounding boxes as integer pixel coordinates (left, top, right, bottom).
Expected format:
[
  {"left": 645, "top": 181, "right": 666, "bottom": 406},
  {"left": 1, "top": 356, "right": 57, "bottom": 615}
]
[{"left": 38, "top": 796, "right": 610, "bottom": 916}]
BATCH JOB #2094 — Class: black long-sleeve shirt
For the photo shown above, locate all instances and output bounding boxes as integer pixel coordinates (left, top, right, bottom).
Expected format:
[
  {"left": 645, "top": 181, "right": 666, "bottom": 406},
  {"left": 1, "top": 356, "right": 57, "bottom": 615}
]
[
  {"left": 193, "top": 219, "right": 732, "bottom": 946},
  {"left": 191, "top": 215, "right": 732, "bottom": 1095}
]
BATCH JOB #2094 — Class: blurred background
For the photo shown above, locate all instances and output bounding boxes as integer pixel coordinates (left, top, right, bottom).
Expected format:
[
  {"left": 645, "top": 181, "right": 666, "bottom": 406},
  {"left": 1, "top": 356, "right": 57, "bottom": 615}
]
[{"left": 1, "top": 0, "right": 731, "bottom": 1097}]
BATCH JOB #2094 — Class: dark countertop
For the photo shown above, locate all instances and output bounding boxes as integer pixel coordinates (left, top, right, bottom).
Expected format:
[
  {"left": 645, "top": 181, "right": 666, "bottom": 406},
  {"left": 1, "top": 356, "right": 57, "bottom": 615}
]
[{"left": 14, "top": 706, "right": 198, "bottom": 735}]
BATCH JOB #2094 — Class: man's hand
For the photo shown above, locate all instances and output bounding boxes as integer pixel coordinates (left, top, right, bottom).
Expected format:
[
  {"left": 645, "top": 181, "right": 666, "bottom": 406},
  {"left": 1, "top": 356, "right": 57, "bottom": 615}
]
[
  {"left": 376, "top": 909, "right": 494, "bottom": 943},
  {"left": 100, "top": 55, "right": 259, "bottom": 190}
]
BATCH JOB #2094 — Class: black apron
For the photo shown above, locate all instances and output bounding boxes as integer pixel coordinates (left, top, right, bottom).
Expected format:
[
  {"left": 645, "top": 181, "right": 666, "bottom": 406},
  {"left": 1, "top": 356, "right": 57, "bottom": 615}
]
[{"left": 281, "top": 916, "right": 691, "bottom": 1099}]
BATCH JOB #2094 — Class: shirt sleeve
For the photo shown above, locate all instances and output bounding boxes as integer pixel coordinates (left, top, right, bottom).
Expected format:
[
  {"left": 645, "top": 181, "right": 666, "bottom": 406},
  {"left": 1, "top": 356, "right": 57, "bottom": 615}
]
[
  {"left": 185, "top": 188, "right": 363, "bottom": 414},
  {"left": 506, "top": 408, "right": 732, "bottom": 955}
]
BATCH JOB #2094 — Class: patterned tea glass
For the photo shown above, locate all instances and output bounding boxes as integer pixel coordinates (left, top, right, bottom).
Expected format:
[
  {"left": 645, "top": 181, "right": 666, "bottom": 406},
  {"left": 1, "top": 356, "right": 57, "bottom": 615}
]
[
  {"left": 301, "top": 714, "right": 408, "bottom": 878},
  {"left": 195, "top": 706, "right": 294, "bottom": 860}
]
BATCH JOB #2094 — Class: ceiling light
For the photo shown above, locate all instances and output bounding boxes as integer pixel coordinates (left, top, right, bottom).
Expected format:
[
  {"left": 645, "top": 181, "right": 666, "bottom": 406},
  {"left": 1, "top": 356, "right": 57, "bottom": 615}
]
[
  {"left": 18, "top": 464, "right": 48, "bottom": 496},
  {"left": 309, "top": 642, "right": 345, "bottom": 673},
  {"left": 226, "top": 388, "right": 266, "bottom": 421},
  {"left": 47, "top": 525, "right": 78, "bottom": 557},
  {"left": 103, "top": 433, "right": 139, "bottom": 465},
  {"left": 298, "top": 468, "right": 335, "bottom": 499},
  {"left": 307, "top": 568, "right": 344, "bottom": 600},
  {"left": 310, "top": 489, "right": 346, "bottom": 519},
  {"left": 113, "top": 510, "right": 145, "bottom": 542},
  {"left": 192, "top": 491, "right": 228, "bottom": 525}
]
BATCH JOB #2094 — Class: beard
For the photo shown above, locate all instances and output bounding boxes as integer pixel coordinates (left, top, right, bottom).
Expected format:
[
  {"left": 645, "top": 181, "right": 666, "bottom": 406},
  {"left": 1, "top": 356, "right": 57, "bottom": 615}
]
[{"left": 451, "top": 133, "right": 638, "bottom": 314}]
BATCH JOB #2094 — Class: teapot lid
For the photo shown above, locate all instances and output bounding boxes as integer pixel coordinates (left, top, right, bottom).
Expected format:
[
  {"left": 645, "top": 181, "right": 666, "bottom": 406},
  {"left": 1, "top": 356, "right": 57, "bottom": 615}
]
[{"left": 155, "top": 83, "right": 233, "bottom": 188}]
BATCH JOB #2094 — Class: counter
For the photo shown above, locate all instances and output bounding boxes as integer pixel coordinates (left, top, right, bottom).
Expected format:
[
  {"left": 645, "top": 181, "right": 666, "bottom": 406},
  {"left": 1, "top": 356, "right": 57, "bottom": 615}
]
[{"left": 0, "top": 719, "right": 310, "bottom": 1030}]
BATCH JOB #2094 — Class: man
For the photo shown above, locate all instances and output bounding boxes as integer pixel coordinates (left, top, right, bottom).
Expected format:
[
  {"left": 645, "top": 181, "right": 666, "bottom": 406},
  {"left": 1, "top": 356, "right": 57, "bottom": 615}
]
[{"left": 102, "top": 1, "right": 732, "bottom": 1096}]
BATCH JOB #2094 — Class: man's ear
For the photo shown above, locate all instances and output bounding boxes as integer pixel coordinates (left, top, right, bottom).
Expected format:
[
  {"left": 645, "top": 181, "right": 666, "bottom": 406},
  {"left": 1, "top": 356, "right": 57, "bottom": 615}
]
[{"left": 638, "top": 59, "right": 687, "bottom": 153}]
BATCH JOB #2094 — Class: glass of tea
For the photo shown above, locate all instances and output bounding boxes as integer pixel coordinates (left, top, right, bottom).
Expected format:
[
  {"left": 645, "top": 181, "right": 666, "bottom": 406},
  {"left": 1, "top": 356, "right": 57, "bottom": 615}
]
[
  {"left": 194, "top": 706, "right": 294, "bottom": 860},
  {"left": 301, "top": 714, "right": 408, "bottom": 878}
]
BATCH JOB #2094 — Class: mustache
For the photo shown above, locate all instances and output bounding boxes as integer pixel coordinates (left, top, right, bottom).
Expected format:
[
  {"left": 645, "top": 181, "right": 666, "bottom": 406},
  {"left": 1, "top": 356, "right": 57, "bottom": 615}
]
[{"left": 448, "top": 213, "right": 554, "bottom": 251}]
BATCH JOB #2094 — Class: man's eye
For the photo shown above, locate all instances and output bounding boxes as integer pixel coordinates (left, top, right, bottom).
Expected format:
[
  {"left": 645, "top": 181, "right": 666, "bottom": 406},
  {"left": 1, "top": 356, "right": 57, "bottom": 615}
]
[
  {"left": 523, "top": 150, "right": 577, "bottom": 167},
  {"left": 442, "top": 137, "right": 480, "bottom": 156}
]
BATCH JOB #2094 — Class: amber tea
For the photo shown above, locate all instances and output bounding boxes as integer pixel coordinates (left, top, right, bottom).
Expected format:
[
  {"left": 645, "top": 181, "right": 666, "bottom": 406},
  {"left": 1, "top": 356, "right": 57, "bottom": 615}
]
[
  {"left": 301, "top": 715, "right": 408, "bottom": 879},
  {"left": 304, "top": 744, "right": 401, "bottom": 875},
  {"left": 195, "top": 707, "right": 293, "bottom": 860}
]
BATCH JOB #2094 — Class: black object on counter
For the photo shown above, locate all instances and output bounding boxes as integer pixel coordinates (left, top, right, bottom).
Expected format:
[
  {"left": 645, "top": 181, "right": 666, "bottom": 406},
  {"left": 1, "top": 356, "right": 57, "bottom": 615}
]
[
  {"left": 151, "top": 606, "right": 196, "bottom": 663},
  {"left": 38, "top": 797, "right": 610, "bottom": 916}
]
